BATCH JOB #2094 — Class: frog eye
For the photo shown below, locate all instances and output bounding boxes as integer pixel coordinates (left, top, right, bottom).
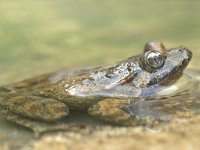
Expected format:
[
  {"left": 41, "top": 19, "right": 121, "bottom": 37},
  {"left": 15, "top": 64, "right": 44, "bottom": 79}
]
[{"left": 144, "top": 51, "right": 165, "bottom": 69}]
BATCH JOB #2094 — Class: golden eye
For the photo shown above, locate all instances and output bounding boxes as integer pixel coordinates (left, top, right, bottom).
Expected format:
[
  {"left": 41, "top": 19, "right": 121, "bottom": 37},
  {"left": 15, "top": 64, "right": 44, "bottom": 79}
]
[{"left": 145, "top": 51, "right": 165, "bottom": 69}]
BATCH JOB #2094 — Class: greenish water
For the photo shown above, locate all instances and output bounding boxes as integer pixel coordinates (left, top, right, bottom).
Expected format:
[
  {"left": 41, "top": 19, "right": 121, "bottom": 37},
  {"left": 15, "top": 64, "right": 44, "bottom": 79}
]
[
  {"left": 0, "top": 1, "right": 200, "bottom": 149},
  {"left": 0, "top": 1, "right": 199, "bottom": 85}
]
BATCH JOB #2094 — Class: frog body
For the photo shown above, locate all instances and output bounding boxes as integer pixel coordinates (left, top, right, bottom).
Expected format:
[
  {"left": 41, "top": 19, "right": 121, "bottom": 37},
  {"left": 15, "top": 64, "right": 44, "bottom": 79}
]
[{"left": 0, "top": 41, "right": 192, "bottom": 133}]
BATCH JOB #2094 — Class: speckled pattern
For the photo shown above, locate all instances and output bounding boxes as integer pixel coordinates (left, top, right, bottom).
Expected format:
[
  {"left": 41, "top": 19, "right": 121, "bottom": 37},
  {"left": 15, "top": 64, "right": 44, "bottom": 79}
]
[{"left": 0, "top": 42, "right": 192, "bottom": 134}]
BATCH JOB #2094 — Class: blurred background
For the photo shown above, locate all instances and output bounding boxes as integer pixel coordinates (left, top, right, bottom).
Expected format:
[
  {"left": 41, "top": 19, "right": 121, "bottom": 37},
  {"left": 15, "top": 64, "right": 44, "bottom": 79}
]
[{"left": 0, "top": 0, "right": 199, "bottom": 85}]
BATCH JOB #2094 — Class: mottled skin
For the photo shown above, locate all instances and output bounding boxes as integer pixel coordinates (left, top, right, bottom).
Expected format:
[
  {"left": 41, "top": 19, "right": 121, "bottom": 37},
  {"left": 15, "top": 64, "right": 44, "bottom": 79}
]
[{"left": 0, "top": 41, "right": 192, "bottom": 133}]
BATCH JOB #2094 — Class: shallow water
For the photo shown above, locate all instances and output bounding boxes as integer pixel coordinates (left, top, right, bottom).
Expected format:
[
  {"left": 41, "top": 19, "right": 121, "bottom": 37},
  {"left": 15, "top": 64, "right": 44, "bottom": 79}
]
[
  {"left": 1, "top": 69, "right": 200, "bottom": 149},
  {"left": 0, "top": 1, "right": 200, "bottom": 150},
  {"left": 125, "top": 70, "right": 200, "bottom": 123}
]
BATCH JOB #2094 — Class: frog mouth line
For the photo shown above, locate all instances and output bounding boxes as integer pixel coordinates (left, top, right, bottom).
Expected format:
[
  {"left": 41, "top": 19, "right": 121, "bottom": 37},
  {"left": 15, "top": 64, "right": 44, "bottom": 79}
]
[
  {"left": 161, "top": 47, "right": 192, "bottom": 86},
  {"left": 160, "top": 61, "right": 191, "bottom": 86}
]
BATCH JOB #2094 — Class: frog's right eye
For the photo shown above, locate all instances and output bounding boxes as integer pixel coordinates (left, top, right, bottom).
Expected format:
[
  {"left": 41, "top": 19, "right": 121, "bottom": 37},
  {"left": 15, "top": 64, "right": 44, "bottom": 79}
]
[{"left": 144, "top": 51, "right": 166, "bottom": 70}]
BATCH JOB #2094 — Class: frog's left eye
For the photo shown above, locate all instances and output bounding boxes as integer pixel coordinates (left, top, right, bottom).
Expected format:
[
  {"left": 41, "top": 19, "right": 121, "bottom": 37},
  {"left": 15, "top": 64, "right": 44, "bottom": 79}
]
[{"left": 144, "top": 51, "right": 165, "bottom": 69}]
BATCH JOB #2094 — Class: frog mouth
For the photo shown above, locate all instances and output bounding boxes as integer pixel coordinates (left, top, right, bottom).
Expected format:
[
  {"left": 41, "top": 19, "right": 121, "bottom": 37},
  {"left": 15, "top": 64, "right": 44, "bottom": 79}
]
[
  {"left": 160, "top": 48, "right": 192, "bottom": 86},
  {"left": 182, "top": 48, "right": 192, "bottom": 63},
  {"left": 160, "top": 67, "right": 186, "bottom": 86}
]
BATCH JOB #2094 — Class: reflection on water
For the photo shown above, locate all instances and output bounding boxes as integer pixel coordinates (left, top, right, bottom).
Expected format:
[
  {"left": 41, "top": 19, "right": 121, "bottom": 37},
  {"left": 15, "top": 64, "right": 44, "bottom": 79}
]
[
  {"left": 125, "top": 69, "right": 200, "bottom": 124},
  {"left": 0, "top": 1, "right": 199, "bottom": 149},
  {"left": 0, "top": 119, "right": 33, "bottom": 150},
  {"left": 1, "top": 69, "right": 200, "bottom": 149}
]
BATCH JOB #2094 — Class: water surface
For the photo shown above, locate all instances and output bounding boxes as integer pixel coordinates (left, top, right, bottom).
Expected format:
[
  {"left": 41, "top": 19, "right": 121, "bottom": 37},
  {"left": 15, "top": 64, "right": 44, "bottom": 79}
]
[{"left": 0, "top": 1, "right": 200, "bottom": 150}]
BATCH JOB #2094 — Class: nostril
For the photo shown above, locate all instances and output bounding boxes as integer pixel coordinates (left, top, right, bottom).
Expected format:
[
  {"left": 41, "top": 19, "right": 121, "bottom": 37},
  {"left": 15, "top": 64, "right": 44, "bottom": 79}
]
[{"left": 187, "top": 50, "right": 192, "bottom": 57}]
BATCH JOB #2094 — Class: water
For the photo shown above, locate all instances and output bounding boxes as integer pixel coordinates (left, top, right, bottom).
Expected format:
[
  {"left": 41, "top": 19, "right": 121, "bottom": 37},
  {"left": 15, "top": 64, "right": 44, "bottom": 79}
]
[
  {"left": 125, "top": 70, "right": 200, "bottom": 124},
  {"left": 2, "top": 70, "right": 200, "bottom": 149},
  {"left": 0, "top": 1, "right": 199, "bottom": 85},
  {"left": 0, "top": 1, "right": 200, "bottom": 149}
]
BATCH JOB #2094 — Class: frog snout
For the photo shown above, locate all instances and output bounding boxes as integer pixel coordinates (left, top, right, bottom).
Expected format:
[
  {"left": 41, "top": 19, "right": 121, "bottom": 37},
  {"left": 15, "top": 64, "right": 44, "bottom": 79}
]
[
  {"left": 179, "top": 47, "right": 192, "bottom": 61},
  {"left": 186, "top": 49, "right": 192, "bottom": 60},
  {"left": 182, "top": 49, "right": 192, "bottom": 66}
]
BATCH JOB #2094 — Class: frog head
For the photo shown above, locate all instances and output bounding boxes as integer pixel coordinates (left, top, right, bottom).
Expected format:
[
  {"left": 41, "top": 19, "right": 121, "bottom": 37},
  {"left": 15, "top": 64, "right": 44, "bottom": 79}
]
[{"left": 139, "top": 41, "right": 192, "bottom": 87}]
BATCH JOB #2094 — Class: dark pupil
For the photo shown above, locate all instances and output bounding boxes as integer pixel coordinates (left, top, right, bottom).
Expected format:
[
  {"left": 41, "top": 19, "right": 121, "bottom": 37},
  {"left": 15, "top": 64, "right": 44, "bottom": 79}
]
[
  {"left": 153, "top": 56, "right": 161, "bottom": 64},
  {"left": 146, "top": 52, "right": 164, "bottom": 69}
]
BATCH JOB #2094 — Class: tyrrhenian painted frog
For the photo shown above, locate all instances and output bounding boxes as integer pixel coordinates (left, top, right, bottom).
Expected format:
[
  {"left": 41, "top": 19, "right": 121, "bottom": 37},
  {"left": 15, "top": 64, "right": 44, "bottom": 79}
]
[{"left": 0, "top": 41, "right": 192, "bottom": 133}]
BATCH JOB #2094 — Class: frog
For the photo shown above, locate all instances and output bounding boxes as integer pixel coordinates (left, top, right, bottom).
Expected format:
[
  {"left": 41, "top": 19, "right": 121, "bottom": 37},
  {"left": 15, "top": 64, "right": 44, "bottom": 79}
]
[{"left": 0, "top": 41, "right": 192, "bottom": 134}]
